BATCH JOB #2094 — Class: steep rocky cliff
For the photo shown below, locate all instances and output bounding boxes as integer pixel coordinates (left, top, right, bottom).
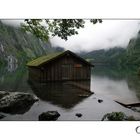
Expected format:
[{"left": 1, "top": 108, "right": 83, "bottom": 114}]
[
  {"left": 123, "top": 31, "right": 140, "bottom": 65},
  {"left": 0, "top": 21, "right": 57, "bottom": 66}
]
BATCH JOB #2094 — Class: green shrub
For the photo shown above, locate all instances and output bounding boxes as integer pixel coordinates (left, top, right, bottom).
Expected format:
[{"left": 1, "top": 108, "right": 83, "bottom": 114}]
[{"left": 102, "top": 112, "right": 136, "bottom": 121}]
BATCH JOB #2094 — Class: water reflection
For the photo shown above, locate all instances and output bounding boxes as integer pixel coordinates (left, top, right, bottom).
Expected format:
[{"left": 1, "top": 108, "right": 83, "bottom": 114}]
[
  {"left": 0, "top": 65, "right": 30, "bottom": 92},
  {"left": 92, "top": 65, "right": 138, "bottom": 80},
  {"left": 92, "top": 65, "right": 140, "bottom": 104},
  {"left": 29, "top": 80, "right": 92, "bottom": 109},
  {"left": 1, "top": 65, "right": 140, "bottom": 120},
  {"left": 127, "top": 76, "right": 140, "bottom": 99},
  {"left": 1, "top": 64, "right": 140, "bottom": 110}
]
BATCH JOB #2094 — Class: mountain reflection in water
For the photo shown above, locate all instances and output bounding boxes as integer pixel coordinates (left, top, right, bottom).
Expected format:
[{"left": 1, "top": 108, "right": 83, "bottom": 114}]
[{"left": 92, "top": 65, "right": 140, "bottom": 104}]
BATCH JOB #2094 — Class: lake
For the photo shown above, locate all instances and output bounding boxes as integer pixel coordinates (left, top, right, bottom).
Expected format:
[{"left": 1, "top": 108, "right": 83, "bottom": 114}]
[{"left": 0, "top": 64, "right": 140, "bottom": 120}]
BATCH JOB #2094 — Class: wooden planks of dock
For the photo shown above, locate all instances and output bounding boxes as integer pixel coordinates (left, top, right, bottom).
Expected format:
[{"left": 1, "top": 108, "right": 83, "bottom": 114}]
[{"left": 115, "top": 100, "right": 140, "bottom": 108}]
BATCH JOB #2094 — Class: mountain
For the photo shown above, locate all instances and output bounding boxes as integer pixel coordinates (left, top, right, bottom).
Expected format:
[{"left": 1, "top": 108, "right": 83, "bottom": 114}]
[
  {"left": 82, "top": 30, "right": 140, "bottom": 68},
  {"left": 1, "top": 20, "right": 140, "bottom": 69},
  {"left": 0, "top": 21, "right": 64, "bottom": 66},
  {"left": 81, "top": 47, "right": 126, "bottom": 65},
  {"left": 121, "top": 31, "right": 140, "bottom": 66}
]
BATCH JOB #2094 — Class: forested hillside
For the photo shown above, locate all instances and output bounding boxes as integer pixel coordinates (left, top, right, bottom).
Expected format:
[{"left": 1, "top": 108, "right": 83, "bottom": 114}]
[
  {"left": 121, "top": 31, "right": 140, "bottom": 65},
  {"left": 82, "top": 30, "right": 140, "bottom": 67},
  {"left": 1, "top": 20, "right": 140, "bottom": 68},
  {"left": 81, "top": 47, "right": 126, "bottom": 65},
  {"left": 0, "top": 21, "right": 63, "bottom": 66}
]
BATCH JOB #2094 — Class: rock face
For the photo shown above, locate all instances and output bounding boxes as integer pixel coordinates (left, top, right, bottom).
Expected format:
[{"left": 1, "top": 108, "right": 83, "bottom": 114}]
[
  {"left": 0, "top": 91, "right": 10, "bottom": 99},
  {"left": 0, "top": 91, "right": 38, "bottom": 114},
  {"left": 0, "top": 114, "right": 5, "bottom": 119},
  {"left": 98, "top": 99, "right": 103, "bottom": 103},
  {"left": 39, "top": 111, "right": 60, "bottom": 121},
  {"left": 75, "top": 113, "right": 82, "bottom": 118}
]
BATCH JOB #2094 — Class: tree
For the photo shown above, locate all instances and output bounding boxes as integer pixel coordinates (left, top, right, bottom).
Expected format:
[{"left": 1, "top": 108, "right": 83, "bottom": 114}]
[{"left": 21, "top": 19, "right": 102, "bottom": 41}]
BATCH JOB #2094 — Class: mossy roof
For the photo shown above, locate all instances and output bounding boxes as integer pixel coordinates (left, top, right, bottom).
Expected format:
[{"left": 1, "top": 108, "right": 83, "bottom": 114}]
[
  {"left": 27, "top": 52, "right": 63, "bottom": 67},
  {"left": 27, "top": 50, "right": 93, "bottom": 67}
]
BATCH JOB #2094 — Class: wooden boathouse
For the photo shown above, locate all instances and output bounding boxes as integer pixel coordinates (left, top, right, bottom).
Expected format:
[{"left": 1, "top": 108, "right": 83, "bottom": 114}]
[{"left": 27, "top": 50, "right": 93, "bottom": 82}]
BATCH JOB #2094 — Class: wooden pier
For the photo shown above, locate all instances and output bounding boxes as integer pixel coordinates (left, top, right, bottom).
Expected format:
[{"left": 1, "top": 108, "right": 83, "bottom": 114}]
[{"left": 115, "top": 100, "right": 140, "bottom": 108}]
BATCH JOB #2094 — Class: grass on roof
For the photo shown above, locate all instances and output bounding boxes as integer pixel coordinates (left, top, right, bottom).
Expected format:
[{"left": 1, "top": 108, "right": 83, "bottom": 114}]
[{"left": 27, "top": 52, "right": 63, "bottom": 67}]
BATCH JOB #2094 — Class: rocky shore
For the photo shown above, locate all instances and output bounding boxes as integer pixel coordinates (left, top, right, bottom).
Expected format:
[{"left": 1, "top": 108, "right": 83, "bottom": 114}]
[
  {"left": 0, "top": 90, "right": 139, "bottom": 121},
  {"left": 0, "top": 91, "right": 38, "bottom": 115}
]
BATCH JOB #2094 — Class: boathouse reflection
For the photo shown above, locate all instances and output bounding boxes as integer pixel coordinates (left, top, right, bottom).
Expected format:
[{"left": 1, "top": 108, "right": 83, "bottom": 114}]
[{"left": 29, "top": 80, "right": 93, "bottom": 109}]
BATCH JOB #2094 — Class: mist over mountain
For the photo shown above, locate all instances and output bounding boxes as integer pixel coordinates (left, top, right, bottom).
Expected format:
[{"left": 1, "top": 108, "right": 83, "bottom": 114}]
[
  {"left": 81, "top": 30, "right": 140, "bottom": 67},
  {"left": 1, "top": 20, "right": 140, "bottom": 69},
  {"left": 51, "top": 20, "right": 140, "bottom": 52},
  {"left": 2, "top": 19, "right": 140, "bottom": 52}
]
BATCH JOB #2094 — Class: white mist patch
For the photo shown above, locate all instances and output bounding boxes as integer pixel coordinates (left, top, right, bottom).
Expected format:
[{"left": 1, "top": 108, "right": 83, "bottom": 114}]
[{"left": 2, "top": 19, "right": 23, "bottom": 27}]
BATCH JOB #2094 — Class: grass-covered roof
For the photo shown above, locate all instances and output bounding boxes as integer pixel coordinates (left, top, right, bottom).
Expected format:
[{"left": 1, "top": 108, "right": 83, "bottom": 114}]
[
  {"left": 27, "top": 50, "right": 93, "bottom": 67},
  {"left": 27, "top": 52, "right": 63, "bottom": 67}
]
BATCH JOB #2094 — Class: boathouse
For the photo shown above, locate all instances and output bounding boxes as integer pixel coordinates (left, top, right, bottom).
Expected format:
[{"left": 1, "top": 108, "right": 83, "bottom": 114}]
[{"left": 27, "top": 50, "right": 93, "bottom": 82}]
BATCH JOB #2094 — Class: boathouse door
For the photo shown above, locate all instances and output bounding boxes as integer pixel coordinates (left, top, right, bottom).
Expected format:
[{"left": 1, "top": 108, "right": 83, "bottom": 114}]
[{"left": 61, "top": 64, "right": 72, "bottom": 80}]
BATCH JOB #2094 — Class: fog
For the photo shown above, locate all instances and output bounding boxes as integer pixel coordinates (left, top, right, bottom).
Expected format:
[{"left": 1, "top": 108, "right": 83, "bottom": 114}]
[
  {"left": 51, "top": 20, "right": 140, "bottom": 52},
  {"left": 2, "top": 19, "right": 140, "bottom": 52},
  {"left": 2, "top": 19, "right": 23, "bottom": 27}
]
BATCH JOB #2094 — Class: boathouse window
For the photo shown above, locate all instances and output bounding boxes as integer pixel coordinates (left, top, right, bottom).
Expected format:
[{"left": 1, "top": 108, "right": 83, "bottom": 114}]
[{"left": 74, "top": 64, "right": 82, "bottom": 68}]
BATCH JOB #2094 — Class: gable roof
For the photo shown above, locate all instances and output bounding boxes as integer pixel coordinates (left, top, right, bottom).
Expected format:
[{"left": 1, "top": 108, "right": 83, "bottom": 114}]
[{"left": 27, "top": 50, "right": 93, "bottom": 67}]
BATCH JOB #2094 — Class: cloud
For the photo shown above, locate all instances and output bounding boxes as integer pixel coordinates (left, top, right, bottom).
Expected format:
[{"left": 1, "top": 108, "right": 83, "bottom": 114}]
[
  {"left": 51, "top": 20, "right": 140, "bottom": 52},
  {"left": 2, "top": 19, "right": 140, "bottom": 52},
  {"left": 2, "top": 19, "right": 23, "bottom": 27}
]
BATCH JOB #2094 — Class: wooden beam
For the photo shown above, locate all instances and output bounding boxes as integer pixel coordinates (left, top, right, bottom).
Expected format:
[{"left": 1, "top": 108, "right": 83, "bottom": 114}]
[{"left": 115, "top": 100, "right": 140, "bottom": 108}]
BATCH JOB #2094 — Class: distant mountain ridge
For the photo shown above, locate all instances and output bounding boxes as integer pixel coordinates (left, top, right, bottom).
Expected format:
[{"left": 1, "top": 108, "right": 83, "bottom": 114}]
[
  {"left": 1, "top": 20, "right": 140, "bottom": 68},
  {"left": 81, "top": 47, "right": 126, "bottom": 65},
  {"left": 81, "top": 30, "right": 140, "bottom": 67}
]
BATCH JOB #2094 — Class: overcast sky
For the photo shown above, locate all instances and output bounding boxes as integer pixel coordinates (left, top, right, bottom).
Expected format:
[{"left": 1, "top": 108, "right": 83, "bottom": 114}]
[
  {"left": 3, "top": 19, "right": 140, "bottom": 52},
  {"left": 51, "top": 20, "right": 140, "bottom": 52}
]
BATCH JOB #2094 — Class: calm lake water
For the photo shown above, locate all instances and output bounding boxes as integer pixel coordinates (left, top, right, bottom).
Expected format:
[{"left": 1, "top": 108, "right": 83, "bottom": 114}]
[{"left": 0, "top": 64, "right": 140, "bottom": 120}]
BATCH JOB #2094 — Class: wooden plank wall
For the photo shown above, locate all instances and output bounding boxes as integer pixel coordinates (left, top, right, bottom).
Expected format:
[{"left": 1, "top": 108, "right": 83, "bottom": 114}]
[{"left": 29, "top": 54, "right": 91, "bottom": 82}]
